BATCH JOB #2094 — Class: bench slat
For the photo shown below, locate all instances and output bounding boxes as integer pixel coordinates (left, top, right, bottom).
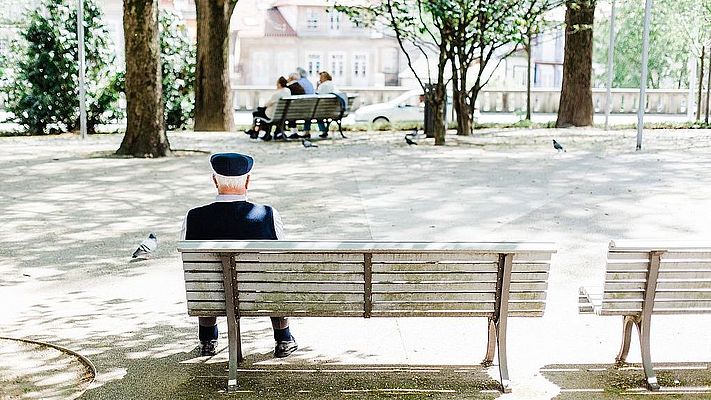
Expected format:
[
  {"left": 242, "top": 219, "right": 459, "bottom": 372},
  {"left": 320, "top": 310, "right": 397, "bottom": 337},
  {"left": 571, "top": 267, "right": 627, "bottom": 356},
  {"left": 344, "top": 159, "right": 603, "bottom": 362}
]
[
  {"left": 187, "top": 292, "right": 227, "bottom": 301},
  {"left": 182, "top": 253, "right": 221, "bottom": 262},
  {"left": 239, "top": 302, "right": 363, "bottom": 312},
  {"left": 606, "top": 271, "right": 711, "bottom": 280},
  {"left": 604, "top": 281, "right": 711, "bottom": 291},
  {"left": 236, "top": 272, "right": 363, "bottom": 282},
  {"left": 372, "top": 301, "right": 544, "bottom": 312},
  {"left": 235, "top": 262, "right": 363, "bottom": 272},
  {"left": 233, "top": 253, "right": 364, "bottom": 262},
  {"left": 603, "top": 290, "right": 711, "bottom": 300},
  {"left": 239, "top": 292, "right": 363, "bottom": 302},
  {"left": 370, "top": 310, "right": 544, "bottom": 317},
  {"left": 372, "top": 292, "right": 546, "bottom": 301},
  {"left": 239, "top": 282, "right": 364, "bottom": 292},
  {"left": 371, "top": 262, "right": 549, "bottom": 273},
  {"left": 184, "top": 271, "right": 224, "bottom": 282},
  {"left": 183, "top": 261, "right": 222, "bottom": 272},
  {"left": 185, "top": 282, "right": 224, "bottom": 291},
  {"left": 372, "top": 271, "right": 548, "bottom": 282}
]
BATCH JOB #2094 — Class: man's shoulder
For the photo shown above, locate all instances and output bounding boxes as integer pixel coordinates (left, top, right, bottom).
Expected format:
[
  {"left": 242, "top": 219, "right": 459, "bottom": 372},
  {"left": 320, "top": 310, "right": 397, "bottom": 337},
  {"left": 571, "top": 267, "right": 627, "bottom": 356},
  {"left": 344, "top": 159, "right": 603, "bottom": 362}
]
[{"left": 187, "top": 201, "right": 273, "bottom": 214}]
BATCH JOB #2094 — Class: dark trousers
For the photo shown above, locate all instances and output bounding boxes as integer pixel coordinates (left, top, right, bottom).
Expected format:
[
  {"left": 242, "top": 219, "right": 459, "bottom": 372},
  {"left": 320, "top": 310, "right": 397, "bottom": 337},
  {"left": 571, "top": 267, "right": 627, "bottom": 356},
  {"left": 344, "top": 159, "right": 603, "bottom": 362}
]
[{"left": 198, "top": 316, "right": 289, "bottom": 341}]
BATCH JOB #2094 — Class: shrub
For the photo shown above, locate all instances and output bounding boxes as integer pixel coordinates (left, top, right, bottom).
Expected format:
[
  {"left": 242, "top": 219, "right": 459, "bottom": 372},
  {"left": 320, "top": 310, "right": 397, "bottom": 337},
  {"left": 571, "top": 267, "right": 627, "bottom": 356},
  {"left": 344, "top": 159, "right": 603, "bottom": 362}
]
[
  {"left": 159, "top": 10, "right": 195, "bottom": 130},
  {"left": 3, "top": 0, "right": 122, "bottom": 134}
]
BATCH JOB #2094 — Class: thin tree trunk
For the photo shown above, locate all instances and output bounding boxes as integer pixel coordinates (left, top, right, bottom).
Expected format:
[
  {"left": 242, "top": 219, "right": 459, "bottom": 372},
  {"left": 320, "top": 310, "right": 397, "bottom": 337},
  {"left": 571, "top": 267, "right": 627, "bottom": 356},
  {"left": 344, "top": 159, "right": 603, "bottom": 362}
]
[
  {"left": 117, "top": 0, "right": 169, "bottom": 157},
  {"left": 194, "top": 0, "right": 236, "bottom": 132},
  {"left": 556, "top": 0, "right": 595, "bottom": 127},
  {"left": 697, "top": 47, "right": 704, "bottom": 121}
]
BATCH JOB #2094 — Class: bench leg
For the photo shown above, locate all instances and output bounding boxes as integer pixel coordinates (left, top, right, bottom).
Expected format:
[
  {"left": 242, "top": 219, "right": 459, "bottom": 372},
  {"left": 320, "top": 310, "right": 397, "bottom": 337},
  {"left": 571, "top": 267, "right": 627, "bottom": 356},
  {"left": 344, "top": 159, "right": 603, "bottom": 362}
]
[
  {"left": 615, "top": 315, "right": 636, "bottom": 364},
  {"left": 480, "top": 317, "right": 510, "bottom": 392},
  {"left": 226, "top": 315, "right": 242, "bottom": 393},
  {"left": 482, "top": 317, "right": 496, "bottom": 366},
  {"left": 636, "top": 316, "right": 660, "bottom": 391},
  {"left": 496, "top": 318, "right": 511, "bottom": 393},
  {"left": 337, "top": 120, "right": 347, "bottom": 138}
]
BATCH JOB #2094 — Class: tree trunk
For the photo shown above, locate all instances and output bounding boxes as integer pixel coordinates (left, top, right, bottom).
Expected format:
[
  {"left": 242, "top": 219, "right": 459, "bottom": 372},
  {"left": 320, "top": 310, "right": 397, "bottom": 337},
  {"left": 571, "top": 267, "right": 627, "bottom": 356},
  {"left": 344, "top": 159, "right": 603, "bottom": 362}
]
[
  {"left": 431, "top": 82, "right": 447, "bottom": 145},
  {"left": 556, "top": 0, "right": 595, "bottom": 127},
  {"left": 117, "top": 0, "right": 169, "bottom": 157},
  {"left": 451, "top": 57, "right": 471, "bottom": 136},
  {"left": 697, "top": 48, "right": 705, "bottom": 121},
  {"left": 194, "top": 0, "right": 236, "bottom": 132}
]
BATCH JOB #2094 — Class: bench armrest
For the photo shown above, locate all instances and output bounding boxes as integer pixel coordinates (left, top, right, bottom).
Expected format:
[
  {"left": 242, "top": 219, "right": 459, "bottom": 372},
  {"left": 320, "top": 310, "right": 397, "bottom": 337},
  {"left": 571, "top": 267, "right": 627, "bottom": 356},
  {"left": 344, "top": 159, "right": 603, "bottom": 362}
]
[{"left": 579, "top": 286, "right": 603, "bottom": 315}]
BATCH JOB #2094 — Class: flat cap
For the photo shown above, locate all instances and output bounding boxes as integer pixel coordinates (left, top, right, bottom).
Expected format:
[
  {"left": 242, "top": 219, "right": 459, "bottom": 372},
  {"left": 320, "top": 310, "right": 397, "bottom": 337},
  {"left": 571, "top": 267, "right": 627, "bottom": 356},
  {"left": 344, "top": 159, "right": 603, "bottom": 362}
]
[{"left": 210, "top": 153, "right": 254, "bottom": 176}]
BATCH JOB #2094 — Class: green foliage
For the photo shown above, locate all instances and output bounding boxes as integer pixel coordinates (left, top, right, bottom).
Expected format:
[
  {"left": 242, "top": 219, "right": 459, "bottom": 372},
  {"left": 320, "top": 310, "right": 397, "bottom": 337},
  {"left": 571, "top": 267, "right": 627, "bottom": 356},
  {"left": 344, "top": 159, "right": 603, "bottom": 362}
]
[
  {"left": 159, "top": 10, "right": 195, "bottom": 130},
  {"left": 593, "top": 0, "right": 711, "bottom": 89},
  {"left": 2, "top": 0, "right": 122, "bottom": 134}
]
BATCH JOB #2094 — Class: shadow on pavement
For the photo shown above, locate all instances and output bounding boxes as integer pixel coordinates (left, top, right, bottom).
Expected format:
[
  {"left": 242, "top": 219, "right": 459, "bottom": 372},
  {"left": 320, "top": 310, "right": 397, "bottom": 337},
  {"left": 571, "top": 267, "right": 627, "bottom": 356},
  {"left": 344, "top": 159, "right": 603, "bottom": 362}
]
[{"left": 542, "top": 362, "right": 711, "bottom": 399}]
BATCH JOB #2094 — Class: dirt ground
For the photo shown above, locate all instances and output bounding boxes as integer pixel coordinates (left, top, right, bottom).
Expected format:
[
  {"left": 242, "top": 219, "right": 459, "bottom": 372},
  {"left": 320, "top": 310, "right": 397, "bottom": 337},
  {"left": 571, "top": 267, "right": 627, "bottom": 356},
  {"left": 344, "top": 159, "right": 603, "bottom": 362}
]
[{"left": 1, "top": 127, "right": 711, "bottom": 399}]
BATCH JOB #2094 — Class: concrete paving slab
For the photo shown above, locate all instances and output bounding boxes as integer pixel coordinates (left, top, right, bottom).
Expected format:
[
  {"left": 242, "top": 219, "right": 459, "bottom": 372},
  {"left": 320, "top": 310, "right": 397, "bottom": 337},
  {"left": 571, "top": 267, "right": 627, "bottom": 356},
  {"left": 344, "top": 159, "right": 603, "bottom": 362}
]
[{"left": 1, "top": 128, "right": 711, "bottom": 399}]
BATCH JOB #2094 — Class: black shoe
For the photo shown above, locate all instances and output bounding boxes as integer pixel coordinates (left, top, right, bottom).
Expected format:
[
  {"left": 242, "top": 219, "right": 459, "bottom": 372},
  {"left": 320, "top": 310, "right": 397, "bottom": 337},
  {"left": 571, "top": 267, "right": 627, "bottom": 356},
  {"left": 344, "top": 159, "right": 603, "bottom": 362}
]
[
  {"left": 274, "top": 132, "right": 286, "bottom": 141},
  {"left": 301, "top": 133, "right": 311, "bottom": 139},
  {"left": 249, "top": 131, "right": 259, "bottom": 139},
  {"left": 244, "top": 129, "right": 254, "bottom": 136},
  {"left": 319, "top": 132, "right": 328, "bottom": 139},
  {"left": 200, "top": 340, "right": 217, "bottom": 356},
  {"left": 274, "top": 339, "right": 298, "bottom": 358},
  {"left": 288, "top": 133, "right": 301, "bottom": 139},
  {"left": 260, "top": 133, "right": 272, "bottom": 142}
]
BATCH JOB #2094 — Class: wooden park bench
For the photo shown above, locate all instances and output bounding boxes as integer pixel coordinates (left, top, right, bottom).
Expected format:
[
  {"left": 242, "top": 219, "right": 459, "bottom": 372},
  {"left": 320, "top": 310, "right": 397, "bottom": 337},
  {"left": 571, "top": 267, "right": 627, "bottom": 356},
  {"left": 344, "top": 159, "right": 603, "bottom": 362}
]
[
  {"left": 579, "top": 240, "right": 711, "bottom": 390},
  {"left": 255, "top": 94, "right": 352, "bottom": 139},
  {"left": 178, "top": 240, "right": 556, "bottom": 393}
]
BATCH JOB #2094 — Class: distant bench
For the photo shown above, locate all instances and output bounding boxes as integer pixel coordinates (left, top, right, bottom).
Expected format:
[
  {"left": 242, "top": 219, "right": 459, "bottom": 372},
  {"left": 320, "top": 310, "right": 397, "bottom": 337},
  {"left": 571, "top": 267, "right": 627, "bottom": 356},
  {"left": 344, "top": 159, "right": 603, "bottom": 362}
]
[
  {"left": 579, "top": 240, "right": 711, "bottom": 390},
  {"left": 255, "top": 94, "right": 355, "bottom": 139},
  {"left": 178, "top": 240, "right": 556, "bottom": 393}
]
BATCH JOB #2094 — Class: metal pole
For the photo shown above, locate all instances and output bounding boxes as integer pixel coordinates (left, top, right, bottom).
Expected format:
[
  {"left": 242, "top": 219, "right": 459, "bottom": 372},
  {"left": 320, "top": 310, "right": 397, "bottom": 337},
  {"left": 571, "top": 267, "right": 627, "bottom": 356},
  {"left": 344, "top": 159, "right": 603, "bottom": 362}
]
[
  {"left": 698, "top": 47, "right": 705, "bottom": 121},
  {"left": 636, "top": 0, "right": 652, "bottom": 151},
  {"left": 706, "top": 46, "right": 711, "bottom": 124},
  {"left": 604, "top": 0, "right": 617, "bottom": 130},
  {"left": 78, "top": 0, "right": 87, "bottom": 139}
]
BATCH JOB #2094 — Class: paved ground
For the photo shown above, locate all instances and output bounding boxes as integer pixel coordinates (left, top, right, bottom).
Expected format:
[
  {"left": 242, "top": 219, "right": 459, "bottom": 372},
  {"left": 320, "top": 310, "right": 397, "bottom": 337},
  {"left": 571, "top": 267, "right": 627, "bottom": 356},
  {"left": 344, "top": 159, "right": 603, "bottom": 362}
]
[{"left": 1, "top": 128, "right": 711, "bottom": 399}]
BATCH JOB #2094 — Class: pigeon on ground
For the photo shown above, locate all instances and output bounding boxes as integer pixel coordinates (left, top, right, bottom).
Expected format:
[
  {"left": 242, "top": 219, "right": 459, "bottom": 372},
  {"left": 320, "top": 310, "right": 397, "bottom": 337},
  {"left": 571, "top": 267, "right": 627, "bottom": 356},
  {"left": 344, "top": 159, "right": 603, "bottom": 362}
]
[
  {"left": 405, "top": 135, "right": 418, "bottom": 146},
  {"left": 302, "top": 139, "right": 318, "bottom": 148},
  {"left": 132, "top": 233, "right": 158, "bottom": 258},
  {"left": 553, "top": 139, "right": 566, "bottom": 152}
]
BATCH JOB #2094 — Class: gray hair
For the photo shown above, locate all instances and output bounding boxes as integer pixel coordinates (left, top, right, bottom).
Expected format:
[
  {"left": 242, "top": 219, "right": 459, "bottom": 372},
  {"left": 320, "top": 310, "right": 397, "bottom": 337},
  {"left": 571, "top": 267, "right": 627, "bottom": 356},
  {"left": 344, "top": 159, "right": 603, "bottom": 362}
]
[
  {"left": 288, "top": 72, "right": 300, "bottom": 81},
  {"left": 213, "top": 173, "right": 249, "bottom": 190},
  {"left": 296, "top": 67, "right": 308, "bottom": 78}
]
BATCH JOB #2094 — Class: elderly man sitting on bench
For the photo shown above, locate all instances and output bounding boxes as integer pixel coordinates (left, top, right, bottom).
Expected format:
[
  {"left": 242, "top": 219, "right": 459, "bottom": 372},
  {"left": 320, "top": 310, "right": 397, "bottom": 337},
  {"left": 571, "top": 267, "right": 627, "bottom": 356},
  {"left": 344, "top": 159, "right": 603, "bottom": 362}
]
[{"left": 181, "top": 152, "right": 298, "bottom": 358}]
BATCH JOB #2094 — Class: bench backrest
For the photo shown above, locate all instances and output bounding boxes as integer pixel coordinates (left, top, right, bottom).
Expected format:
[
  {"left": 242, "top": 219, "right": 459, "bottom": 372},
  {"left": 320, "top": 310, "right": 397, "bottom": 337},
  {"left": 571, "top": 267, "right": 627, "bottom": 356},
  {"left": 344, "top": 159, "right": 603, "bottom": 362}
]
[
  {"left": 271, "top": 95, "right": 344, "bottom": 122},
  {"left": 179, "top": 241, "right": 556, "bottom": 319},
  {"left": 600, "top": 240, "right": 711, "bottom": 315}
]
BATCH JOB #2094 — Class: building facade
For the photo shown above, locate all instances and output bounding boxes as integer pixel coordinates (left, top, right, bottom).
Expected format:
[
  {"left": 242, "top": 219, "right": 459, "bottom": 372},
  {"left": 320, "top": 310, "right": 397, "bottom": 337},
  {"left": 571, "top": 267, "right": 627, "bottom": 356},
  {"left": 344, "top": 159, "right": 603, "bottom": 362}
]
[{"left": 231, "top": 0, "right": 403, "bottom": 87}]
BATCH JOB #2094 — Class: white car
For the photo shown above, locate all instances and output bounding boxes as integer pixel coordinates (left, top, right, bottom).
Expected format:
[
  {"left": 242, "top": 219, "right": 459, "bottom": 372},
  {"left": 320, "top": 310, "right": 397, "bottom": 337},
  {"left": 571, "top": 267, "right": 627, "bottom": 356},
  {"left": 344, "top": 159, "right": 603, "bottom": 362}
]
[{"left": 354, "top": 90, "right": 425, "bottom": 124}]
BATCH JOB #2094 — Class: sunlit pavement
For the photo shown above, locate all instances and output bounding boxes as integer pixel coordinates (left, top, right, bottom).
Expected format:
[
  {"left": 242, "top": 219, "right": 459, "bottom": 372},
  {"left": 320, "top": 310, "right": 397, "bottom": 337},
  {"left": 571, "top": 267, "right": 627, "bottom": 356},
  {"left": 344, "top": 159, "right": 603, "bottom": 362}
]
[{"left": 1, "top": 128, "right": 711, "bottom": 399}]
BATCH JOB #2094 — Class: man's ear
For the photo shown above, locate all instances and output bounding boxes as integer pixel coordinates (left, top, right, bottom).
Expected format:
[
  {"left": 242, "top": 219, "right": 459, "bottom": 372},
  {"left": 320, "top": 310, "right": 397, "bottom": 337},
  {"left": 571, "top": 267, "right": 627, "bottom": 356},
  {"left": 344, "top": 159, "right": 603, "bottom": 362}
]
[{"left": 245, "top": 175, "right": 251, "bottom": 190}]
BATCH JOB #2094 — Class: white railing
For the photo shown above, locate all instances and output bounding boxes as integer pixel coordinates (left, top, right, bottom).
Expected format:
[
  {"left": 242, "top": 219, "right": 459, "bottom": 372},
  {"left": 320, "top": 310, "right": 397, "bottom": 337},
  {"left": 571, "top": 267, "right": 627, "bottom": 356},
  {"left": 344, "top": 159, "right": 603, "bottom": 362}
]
[
  {"left": 232, "top": 86, "right": 699, "bottom": 115},
  {"left": 0, "top": 86, "right": 703, "bottom": 116}
]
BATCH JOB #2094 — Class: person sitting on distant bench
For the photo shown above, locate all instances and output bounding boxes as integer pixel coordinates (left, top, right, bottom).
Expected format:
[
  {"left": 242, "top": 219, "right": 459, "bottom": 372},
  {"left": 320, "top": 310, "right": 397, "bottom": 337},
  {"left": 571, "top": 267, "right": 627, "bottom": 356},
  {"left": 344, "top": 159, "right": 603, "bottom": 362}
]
[
  {"left": 245, "top": 76, "right": 290, "bottom": 141},
  {"left": 315, "top": 71, "right": 338, "bottom": 139}
]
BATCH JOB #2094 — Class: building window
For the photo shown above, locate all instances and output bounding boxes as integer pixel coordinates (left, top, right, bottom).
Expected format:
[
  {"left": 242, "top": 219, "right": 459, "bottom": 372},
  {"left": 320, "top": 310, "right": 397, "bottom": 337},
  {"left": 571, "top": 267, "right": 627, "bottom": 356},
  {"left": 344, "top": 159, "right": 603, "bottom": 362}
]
[
  {"left": 306, "top": 9, "right": 319, "bottom": 30},
  {"left": 329, "top": 53, "right": 344, "bottom": 81},
  {"left": 329, "top": 11, "right": 341, "bottom": 31},
  {"left": 306, "top": 53, "right": 322, "bottom": 78},
  {"left": 352, "top": 53, "right": 368, "bottom": 83}
]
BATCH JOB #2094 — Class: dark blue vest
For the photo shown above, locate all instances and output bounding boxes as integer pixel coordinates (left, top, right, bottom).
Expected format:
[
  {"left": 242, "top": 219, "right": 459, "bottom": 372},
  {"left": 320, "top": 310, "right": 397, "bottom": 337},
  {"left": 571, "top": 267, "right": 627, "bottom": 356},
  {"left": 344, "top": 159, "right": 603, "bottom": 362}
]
[{"left": 185, "top": 201, "right": 277, "bottom": 240}]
